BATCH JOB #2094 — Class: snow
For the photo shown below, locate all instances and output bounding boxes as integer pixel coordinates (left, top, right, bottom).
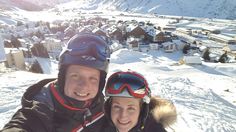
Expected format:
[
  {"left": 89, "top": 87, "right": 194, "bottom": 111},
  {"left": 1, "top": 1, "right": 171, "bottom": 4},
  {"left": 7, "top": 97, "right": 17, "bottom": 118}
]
[
  {"left": 0, "top": 35, "right": 6, "bottom": 62},
  {"left": 1, "top": 48, "right": 236, "bottom": 131},
  {"left": 0, "top": 1, "right": 236, "bottom": 131}
]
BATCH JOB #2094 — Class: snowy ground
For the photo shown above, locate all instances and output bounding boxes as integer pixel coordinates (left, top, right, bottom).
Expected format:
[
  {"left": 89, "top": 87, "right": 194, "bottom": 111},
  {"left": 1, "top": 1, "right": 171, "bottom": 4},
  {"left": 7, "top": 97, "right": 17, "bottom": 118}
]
[
  {"left": 0, "top": 1, "right": 236, "bottom": 131},
  {"left": 0, "top": 48, "right": 235, "bottom": 132}
]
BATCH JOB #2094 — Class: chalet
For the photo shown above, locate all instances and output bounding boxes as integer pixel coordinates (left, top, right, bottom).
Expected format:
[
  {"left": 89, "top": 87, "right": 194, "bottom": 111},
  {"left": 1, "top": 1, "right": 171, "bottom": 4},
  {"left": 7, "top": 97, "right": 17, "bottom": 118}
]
[
  {"left": 100, "top": 25, "right": 109, "bottom": 31},
  {"left": 92, "top": 28, "right": 107, "bottom": 38},
  {"left": 17, "top": 38, "right": 29, "bottom": 48},
  {"left": 152, "top": 30, "right": 166, "bottom": 43},
  {"left": 173, "top": 40, "right": 185, "bottom": 50},
  {"left": 149, "top": 43, "right": 159, "bottom": 50},
  {"left": 117, "top": 22, "right": 126, "bottom": 33},
  {"left": 110, "top": 40, "right": 123, "bottom": 52},
  {"left": 64, "top": 26, "right": 76, "bottom": 39},
  {"left": 172, "top": 31, "right": 198, "bottom": 44},
  {"left": 181, "top": 56, "right": 202, "bottom": 65},
  {"left": 30, "top": 43, "right": 49, "bottom": 58},
  {"left": 161, "top": 25, "right": 176, "bottom": 32},
  {"left": 223, "top": 45, "right": 236, "bottom": 57},
  {"left": 126, "top": 25, "right": 148, "bottom": 40},
  {"left": 127, "top": 37, "right": 140, "bottom": 51},
  {"left": 208, "top": 33, "right": 236, "bottom": 45},
  {"left": 139, "top": 44, "right": 149, "bottom": 52},
  {"left": 108, "top": 26, "right": 123, "bottom": 43},
  {"left": 202, "top": 27, "right": 221, "bottom": 35},
  {"left": 42, "top": 37, "right": 62, "bottom": 53},
  {"left": 138, "top": 21, "right": 145, "bottom": 26},
  {"left": 5, "top": 48, "right": 25, "bottom": 70},
  {"left": 176, "top": 28, "right": 192, "bottom": 35},
  {"left": 162, "top": 42, "right": 177, "bottom": 53},
  {"left": 92, "top": 16, "right": 107, "bottom": 23},
  {"left": 78, "top": 27, "right": 92, "bottom": 33},
  {"left": 107, "top": 20, "right": 116, "bottom": 25},
  {"left": 196, "top": 39, "right": 226, "bottom": 49}
]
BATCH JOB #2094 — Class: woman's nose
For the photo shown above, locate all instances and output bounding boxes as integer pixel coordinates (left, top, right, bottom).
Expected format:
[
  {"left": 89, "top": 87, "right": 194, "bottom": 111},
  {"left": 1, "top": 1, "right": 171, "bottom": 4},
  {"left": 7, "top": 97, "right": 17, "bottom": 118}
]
[{"left": 120, "top": 109, "right": 128, "bottom": 118}]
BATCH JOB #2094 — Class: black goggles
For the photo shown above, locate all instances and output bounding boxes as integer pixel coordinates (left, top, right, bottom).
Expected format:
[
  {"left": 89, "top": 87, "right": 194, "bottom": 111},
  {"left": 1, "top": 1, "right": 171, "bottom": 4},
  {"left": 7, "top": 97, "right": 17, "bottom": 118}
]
[{"left": 66, "top": 43, "right": 109, "bottom": 61}]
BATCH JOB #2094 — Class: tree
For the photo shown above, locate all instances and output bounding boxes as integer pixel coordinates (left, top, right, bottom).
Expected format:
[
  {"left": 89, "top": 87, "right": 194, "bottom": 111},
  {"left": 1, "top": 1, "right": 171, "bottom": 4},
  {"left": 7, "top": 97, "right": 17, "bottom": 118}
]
[
  {"left": 218, "top": 51, "right": 228, "bottom": 63},
  {"left": 202, "top": 48, "right": 210, "bottom": 61},
  {"left": 183, "top": 44, "right": 190, "bottom": 54},
  {"left": 10, "top": 35, "right": 21, "bottom": 48},
  {"left": 29, "top": 60, "right": 43, "bottom": 73}
]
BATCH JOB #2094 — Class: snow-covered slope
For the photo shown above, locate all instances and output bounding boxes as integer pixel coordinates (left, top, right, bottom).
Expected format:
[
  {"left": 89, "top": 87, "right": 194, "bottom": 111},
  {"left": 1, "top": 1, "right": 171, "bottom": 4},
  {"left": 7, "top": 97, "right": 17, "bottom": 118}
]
[
  {"left": 93, "top": 0, "right": 236, "bottom": 19},
  {"left": 1, "top": 49, "right": 236, "bottom": 131},
  {"left": 0, "top": 0, "right": 68, "bottom": 11},
  {"left": 1, "top": 0, "right": 236, "bottom": 19}
]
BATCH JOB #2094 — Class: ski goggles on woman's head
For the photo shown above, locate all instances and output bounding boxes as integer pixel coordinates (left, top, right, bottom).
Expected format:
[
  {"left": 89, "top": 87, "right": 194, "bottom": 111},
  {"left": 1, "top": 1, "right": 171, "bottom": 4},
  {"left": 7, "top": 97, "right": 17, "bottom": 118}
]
[{"left": 106, "top": 71, "right": 150, "bottom": 99}]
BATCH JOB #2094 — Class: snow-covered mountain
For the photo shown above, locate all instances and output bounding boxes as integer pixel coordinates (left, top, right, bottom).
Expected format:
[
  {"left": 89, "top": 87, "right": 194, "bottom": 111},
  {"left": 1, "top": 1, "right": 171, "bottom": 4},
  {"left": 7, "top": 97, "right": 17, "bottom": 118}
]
[
  {"left": 0, "top": 0, "right": 68, "bottom": 11},
  {"left": 95, "top": 0, "right": 236, "bottom": 19},
  {"left": 3, "top": 0, "right": 236, "bottom": 19}
]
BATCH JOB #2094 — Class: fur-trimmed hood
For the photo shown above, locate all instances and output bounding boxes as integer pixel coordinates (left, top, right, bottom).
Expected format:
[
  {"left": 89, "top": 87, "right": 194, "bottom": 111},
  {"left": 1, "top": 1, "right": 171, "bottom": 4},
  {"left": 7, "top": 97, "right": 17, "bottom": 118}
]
[
  {"left": 104, "top": 96, "right": 177, "bottom": 131},
  {"left": 149, "top": 96, "right": 177, "bottom": 128}
]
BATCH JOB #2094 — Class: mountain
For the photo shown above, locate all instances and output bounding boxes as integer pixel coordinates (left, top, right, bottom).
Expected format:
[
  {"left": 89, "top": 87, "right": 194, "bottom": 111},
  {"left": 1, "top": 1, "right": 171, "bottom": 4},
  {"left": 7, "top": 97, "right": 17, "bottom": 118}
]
[
  {"left": 1, "top": 0, "right": 236, "bottom": 19},
  {"left": 0, "top": 0, "right": 69, "bottom": 11},
  {"left": 92, "top": 0, "right": 236, "bottom": 19}
]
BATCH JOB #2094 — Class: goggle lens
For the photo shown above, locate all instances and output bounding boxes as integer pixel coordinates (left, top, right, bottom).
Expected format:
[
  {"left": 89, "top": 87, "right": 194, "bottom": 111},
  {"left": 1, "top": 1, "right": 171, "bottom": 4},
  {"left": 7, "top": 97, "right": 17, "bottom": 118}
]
[
  {"left": 107, "top": 72, "right": 148, "bottom": 98},
  {"left": 112, "top": 74, "right": 145, "bottom": 90},
  {"left": 66, "top": 37, "right": 110, "bottom": 61}
]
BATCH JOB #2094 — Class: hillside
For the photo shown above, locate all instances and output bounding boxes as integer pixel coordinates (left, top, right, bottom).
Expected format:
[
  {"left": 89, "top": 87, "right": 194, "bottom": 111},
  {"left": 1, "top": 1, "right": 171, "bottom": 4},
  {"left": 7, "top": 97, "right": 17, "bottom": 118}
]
[
  {"left": 91, "top": 0, "right": 236, "bottom": 19},
  {"left": 1, "top": 0, "right": 236, "bottom": 19}
]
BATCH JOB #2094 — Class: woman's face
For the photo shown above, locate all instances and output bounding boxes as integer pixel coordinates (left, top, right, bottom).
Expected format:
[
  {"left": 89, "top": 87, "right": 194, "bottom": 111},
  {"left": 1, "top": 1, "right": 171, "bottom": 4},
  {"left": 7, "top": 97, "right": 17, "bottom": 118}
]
[
  {"left": 64, "top": 65, "right": 100, "bottom": 101},
  {"left": 111, "top": 97, "right": 141, "bottom": 132}
]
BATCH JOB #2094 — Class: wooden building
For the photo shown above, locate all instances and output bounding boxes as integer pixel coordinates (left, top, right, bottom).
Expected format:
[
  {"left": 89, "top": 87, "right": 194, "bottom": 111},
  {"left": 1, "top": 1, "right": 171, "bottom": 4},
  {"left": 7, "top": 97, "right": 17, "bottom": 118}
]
[{"left": 5, "top": 48, "right": 25, "bottom": 70}]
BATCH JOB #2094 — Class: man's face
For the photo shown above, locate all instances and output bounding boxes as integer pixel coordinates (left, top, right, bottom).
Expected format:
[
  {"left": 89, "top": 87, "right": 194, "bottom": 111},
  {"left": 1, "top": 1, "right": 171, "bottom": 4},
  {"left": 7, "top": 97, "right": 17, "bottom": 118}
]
[{"left": 64, "top": 65, "right": 100, "bottom": 101}]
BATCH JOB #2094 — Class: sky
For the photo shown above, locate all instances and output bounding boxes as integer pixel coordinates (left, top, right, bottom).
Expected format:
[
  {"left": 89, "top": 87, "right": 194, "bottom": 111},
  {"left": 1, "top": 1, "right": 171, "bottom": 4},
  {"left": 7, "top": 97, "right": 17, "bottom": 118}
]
[
  {"left": 0, "top": 1, "right": 236, "bottom": 131},
  {"left": 0, "top": 48, "right": 236, "bottom": 131}
]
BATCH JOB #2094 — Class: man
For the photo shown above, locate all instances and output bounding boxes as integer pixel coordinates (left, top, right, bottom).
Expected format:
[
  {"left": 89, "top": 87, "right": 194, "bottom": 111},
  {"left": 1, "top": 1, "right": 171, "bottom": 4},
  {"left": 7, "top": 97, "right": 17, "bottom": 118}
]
[{"left": 1, "top": 33, "right": 111, "bottom": 132}]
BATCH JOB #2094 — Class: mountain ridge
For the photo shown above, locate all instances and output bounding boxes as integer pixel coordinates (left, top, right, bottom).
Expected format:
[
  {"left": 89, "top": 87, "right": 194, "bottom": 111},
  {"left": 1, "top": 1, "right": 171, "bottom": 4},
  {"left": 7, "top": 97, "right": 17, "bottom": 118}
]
[
  {"left": 94, "top": 0, "right": 236, "bottom": 19},
  {"left": 1, "top": 0, "right": 236, "bottom": 19}
]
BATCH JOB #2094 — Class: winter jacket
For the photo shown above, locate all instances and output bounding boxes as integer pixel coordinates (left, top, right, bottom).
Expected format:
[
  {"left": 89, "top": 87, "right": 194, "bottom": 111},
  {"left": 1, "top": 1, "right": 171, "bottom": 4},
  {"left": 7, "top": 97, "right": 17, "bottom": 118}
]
[
  {"left": 101, "top": 96, "right": 177, "bottom": 132},
  {"left": 1, "top": 79, "right": 106, "bottom": 132}
]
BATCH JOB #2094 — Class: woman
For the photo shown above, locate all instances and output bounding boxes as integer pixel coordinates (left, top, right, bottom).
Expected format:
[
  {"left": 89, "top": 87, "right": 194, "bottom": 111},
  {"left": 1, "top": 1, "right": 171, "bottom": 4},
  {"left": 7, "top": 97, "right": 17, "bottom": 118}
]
[{"left": 102, "top": 71, "right": 177, "bottom": 132}]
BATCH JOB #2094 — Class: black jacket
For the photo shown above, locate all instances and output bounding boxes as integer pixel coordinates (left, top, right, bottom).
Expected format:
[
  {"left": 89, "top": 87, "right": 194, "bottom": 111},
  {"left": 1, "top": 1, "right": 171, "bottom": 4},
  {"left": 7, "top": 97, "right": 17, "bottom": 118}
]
[
  {"left": 102, "top": 96, "right": 177, "bottom": 132},
  {"left": 1, "top": 79, "right": 106, "bottom": 132}
]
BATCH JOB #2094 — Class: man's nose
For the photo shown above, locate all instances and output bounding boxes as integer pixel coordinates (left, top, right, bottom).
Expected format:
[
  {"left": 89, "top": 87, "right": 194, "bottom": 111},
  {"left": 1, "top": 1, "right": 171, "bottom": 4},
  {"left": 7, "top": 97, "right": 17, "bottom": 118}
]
[{"left": 78, "top": 78, "right": 88, "bottom": 89}]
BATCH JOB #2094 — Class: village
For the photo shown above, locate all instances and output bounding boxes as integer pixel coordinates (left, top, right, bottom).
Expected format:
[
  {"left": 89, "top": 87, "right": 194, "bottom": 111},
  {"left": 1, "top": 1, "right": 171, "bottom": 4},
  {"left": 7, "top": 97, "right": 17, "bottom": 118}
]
[{"left": 0, "top": 10, "right": 236, "bottom": 74}]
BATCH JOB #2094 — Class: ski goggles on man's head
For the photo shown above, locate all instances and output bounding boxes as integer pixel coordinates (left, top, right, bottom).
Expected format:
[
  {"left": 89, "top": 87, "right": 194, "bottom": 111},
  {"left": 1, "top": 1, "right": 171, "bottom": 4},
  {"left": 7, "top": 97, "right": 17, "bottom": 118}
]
[
  {"left": 65, "top": 44, "right": 109, "bottom": 62},
  {"left": 106, "top": 71, "right": 150, "bottom": 99},
  {"left": 65, "top": 35, "right": 110, "bottom": 61}
]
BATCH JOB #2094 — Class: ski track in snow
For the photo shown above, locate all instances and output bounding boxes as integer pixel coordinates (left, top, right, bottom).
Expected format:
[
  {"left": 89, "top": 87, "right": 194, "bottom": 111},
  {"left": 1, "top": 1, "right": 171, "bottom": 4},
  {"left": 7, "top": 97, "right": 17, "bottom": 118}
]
[{"left": 150, "top": 77, "right": 236, "bottom": 132}]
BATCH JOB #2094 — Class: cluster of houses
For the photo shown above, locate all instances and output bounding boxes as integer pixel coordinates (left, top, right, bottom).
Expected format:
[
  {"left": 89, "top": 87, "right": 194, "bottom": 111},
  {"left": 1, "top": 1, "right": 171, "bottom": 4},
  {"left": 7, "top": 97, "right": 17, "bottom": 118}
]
[
  {"left": 0, "top": 15, "right": 236, "bottom": 72},
  {"left": 174, "top": 27, "right": 236, "bottom": 58}
]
